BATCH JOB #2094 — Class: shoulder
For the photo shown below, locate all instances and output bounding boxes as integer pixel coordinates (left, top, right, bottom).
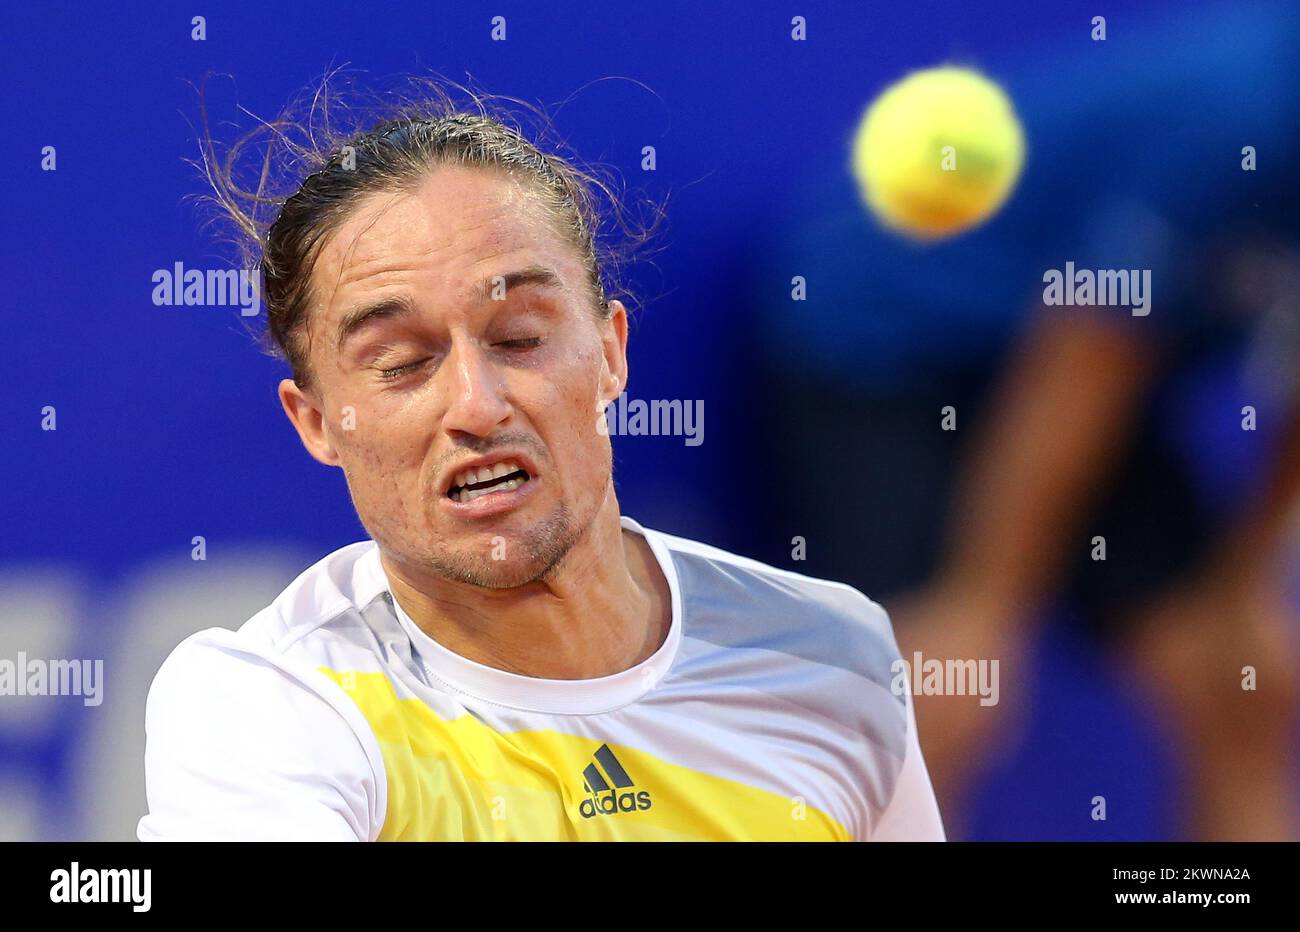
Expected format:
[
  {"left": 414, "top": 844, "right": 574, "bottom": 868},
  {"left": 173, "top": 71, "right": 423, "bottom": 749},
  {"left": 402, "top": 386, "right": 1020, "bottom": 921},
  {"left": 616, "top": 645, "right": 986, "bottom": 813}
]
[
  {"left": 143, "top": 620, "right": 385, "bottom": 778},
  {"left": 629, "top": 519, "right": 941, "bottom": 838},
  {"left": 630, "top": 518, "right": 902, "bottom": 694},
  {"left": 140, "top": 629, "right": 388, "bottom": 841},
  {"left": 145, "top": 537, "right": 393, "bottom": 754},
  {"left": 138, "top": 542, "right": 391, "bottom": 840},
  {"left": 146, "top": 538, "right": 390, "bottom": 714},
  {"left": 229, "top": 539, "right": 389, "bottom": 651}
]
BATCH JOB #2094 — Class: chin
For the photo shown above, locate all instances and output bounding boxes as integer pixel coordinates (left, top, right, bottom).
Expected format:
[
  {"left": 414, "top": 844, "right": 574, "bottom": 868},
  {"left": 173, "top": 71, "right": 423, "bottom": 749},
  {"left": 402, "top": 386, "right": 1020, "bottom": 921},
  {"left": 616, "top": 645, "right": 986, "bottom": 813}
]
[{"left": 431, "top": 554, "right": 552, "bottom": 590}]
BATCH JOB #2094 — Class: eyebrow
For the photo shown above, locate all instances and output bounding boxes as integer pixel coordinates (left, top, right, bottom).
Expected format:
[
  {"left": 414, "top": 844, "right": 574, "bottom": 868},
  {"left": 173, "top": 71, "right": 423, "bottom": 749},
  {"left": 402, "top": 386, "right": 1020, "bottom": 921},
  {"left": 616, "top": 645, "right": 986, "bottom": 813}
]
[
  {"left": 335, "top": 295, "right": 417, "bottom": 354},
  {"left": 335, "top": 265, "right": 565, "bottom": 353},
  {"left": 471, "top": 265, "right": 566, "bottom": 303}
]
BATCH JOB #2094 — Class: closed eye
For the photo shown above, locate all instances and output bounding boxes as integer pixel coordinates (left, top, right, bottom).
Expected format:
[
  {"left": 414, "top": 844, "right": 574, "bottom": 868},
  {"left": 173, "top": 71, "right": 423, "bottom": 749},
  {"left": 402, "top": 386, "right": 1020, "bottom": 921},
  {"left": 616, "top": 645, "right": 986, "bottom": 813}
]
[
  {"left": 378, "top": 358, "right": 431, "bottom": 380},
  {"left": 493, "top": 337, "right": 543, "bottom": 350}
]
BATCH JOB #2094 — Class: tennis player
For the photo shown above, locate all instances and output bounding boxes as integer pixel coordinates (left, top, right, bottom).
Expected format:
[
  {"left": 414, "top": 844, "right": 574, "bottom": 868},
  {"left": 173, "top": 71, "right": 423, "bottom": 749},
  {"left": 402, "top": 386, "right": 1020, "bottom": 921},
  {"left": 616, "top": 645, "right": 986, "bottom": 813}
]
[{"left": 137, "top": 101, "right": 944, "bottom": 841}]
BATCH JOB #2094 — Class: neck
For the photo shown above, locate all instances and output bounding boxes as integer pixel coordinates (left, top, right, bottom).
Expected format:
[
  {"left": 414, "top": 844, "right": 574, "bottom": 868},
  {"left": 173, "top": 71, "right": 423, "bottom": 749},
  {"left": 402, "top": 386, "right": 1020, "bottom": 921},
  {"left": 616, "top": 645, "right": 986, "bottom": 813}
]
[{"left": 381, "top": 489, "right": 670, "bottom": 680}]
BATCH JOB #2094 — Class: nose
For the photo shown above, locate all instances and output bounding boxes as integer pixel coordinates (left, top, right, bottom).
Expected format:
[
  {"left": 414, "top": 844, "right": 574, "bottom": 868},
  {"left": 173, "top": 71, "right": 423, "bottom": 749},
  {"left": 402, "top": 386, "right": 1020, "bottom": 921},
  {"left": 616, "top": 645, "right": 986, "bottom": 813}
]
[{"left": 439, "top": 334, "right": 513, "bottom": 438}]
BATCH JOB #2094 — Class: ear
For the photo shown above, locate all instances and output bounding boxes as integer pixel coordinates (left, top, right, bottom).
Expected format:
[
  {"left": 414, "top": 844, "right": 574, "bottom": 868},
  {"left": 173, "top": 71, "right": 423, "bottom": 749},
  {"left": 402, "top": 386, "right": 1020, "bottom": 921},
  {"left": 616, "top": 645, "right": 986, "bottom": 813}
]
[
  {"left": 278, "top": 378, "right": 341, "bottom": 466},
  {"left": 598, "top": 299, "right": 630, "bottom": 404}
]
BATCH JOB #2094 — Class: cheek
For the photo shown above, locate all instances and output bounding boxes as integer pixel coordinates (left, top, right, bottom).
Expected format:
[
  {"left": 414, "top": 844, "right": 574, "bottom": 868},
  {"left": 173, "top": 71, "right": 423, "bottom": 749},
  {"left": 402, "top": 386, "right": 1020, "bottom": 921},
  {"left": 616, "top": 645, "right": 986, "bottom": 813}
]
[
  {"left": 540, "top": 347, "right": 611, "bottom": 481},
  {"left": 331, "top": 403, "right": 434, "bottom": 497},
  {"left": 336, "top": 409, "right": 415, "bottom": 460}
]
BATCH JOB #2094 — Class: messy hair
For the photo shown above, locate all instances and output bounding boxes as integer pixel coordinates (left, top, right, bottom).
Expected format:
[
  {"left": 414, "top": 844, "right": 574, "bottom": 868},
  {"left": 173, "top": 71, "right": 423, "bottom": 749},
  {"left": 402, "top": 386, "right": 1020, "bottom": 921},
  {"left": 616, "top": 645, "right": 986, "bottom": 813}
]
[{"left": 194, "top": 71, "right": 665, "bottom": 388}]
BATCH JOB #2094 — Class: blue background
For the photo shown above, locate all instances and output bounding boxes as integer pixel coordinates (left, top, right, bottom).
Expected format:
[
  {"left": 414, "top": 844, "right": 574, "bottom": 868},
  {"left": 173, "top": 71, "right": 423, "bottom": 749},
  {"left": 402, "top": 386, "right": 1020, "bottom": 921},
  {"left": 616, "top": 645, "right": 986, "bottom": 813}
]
[{"left": 0, "top": 0, "right": 1276, "bottom": 840}]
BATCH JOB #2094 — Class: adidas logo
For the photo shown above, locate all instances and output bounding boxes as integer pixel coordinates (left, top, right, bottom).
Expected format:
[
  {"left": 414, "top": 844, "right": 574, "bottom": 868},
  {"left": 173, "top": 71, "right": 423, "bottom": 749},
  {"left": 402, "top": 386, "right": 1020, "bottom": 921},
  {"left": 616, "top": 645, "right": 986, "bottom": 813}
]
[{"left": 579, "top": 744, "right": 652, "bottom": 818}]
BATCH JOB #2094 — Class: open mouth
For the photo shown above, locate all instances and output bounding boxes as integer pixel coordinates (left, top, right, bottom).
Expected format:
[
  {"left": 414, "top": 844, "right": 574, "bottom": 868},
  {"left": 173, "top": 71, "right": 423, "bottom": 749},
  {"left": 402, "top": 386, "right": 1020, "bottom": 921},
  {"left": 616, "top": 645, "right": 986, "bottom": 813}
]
[{"left": 446, "top": 460, "right": 532, "bottom": 504}]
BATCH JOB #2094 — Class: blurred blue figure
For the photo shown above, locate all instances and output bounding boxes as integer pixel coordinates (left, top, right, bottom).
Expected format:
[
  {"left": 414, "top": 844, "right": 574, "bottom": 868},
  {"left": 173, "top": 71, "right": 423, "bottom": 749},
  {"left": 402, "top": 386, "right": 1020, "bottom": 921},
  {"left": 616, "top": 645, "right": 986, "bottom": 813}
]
[{"left": 746, "top": 0, "right": 1300, "bottom": 839}]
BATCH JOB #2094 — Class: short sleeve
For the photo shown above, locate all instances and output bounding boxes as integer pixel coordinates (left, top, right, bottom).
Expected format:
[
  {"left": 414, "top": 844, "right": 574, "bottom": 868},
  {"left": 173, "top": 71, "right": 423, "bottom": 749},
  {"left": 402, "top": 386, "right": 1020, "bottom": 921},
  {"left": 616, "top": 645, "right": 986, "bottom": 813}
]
[
  {"left": 869, "top": 675, "right": 947, "bottom": 841},
  {"left": 137, "top": 632, "right": 383, "bottom": 841}
]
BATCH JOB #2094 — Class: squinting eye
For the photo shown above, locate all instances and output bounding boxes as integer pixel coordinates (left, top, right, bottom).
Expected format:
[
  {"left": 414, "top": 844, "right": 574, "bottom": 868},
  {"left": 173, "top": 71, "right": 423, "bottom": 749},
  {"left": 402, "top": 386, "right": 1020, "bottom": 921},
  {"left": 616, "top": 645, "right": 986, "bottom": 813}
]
[
  {"left": 378, "top": 358, "right": 431, "bottom": 381},
  {"left": 493, "top": 337, "right": 543, "bottom": 350}
]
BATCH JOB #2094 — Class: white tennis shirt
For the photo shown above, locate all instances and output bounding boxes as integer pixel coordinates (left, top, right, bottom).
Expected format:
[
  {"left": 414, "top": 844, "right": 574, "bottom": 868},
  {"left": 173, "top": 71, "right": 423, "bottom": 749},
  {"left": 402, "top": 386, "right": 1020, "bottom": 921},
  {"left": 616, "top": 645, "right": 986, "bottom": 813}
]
[{"left": 138, "top": 516, "right": 945, "bottom": 841}]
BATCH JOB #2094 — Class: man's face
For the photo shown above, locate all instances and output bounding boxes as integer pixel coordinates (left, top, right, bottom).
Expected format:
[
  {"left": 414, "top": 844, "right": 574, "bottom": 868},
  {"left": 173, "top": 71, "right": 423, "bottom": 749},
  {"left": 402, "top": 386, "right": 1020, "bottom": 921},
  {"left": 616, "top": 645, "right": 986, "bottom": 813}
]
[{"left": 280, "top": 165, "right": 628, "bottom": 588}]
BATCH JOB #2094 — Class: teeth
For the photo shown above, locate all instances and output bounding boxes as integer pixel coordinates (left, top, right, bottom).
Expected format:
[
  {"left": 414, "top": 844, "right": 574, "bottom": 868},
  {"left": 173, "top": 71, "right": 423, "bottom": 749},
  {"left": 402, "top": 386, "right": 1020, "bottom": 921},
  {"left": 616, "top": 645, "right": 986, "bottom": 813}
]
[
  {"left": 452, "top": 461, "right": 522, "bottom": 493},
  {"left": 452, "top": 474, "right": 525, "bottom": 503}
]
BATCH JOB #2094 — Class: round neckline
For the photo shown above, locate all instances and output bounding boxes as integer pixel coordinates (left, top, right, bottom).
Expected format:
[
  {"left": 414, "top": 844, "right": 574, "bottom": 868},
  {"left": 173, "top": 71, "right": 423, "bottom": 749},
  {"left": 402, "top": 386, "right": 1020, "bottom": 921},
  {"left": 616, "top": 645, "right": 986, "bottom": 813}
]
[{"left": 384, "top": 516, "right": 682, "bottom": 715}]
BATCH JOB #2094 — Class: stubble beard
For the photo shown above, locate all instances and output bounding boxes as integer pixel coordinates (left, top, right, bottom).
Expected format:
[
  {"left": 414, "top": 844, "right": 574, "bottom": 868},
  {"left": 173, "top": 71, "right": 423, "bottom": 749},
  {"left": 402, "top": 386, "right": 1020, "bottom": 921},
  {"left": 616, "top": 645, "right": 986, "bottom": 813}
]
[{"left": 425, "top": 500, "right": 587, "bottom": 589}]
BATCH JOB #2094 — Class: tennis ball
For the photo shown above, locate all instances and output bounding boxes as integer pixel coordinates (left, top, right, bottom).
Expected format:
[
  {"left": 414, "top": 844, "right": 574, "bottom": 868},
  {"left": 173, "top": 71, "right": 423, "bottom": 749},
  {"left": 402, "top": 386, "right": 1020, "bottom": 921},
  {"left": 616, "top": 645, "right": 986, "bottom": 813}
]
[{"left": 851, "top": 65, "right": 1025, "bottom": 241}]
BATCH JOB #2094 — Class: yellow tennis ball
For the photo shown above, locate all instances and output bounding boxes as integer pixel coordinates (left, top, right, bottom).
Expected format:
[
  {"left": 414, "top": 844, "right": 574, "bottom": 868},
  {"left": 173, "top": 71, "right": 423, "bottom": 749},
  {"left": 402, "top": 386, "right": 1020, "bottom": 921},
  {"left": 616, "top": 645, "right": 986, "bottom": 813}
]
[{"left": 851, "top": 66, "right": 1025, "bottom": 241}]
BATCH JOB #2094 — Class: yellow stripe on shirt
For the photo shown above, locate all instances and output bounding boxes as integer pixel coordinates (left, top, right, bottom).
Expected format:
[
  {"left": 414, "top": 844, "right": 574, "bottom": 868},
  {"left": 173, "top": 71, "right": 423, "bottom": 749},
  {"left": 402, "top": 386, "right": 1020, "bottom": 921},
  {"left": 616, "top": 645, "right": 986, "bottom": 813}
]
[{"left": 320, "top": 668, "right": 850, "bottom": 841}]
